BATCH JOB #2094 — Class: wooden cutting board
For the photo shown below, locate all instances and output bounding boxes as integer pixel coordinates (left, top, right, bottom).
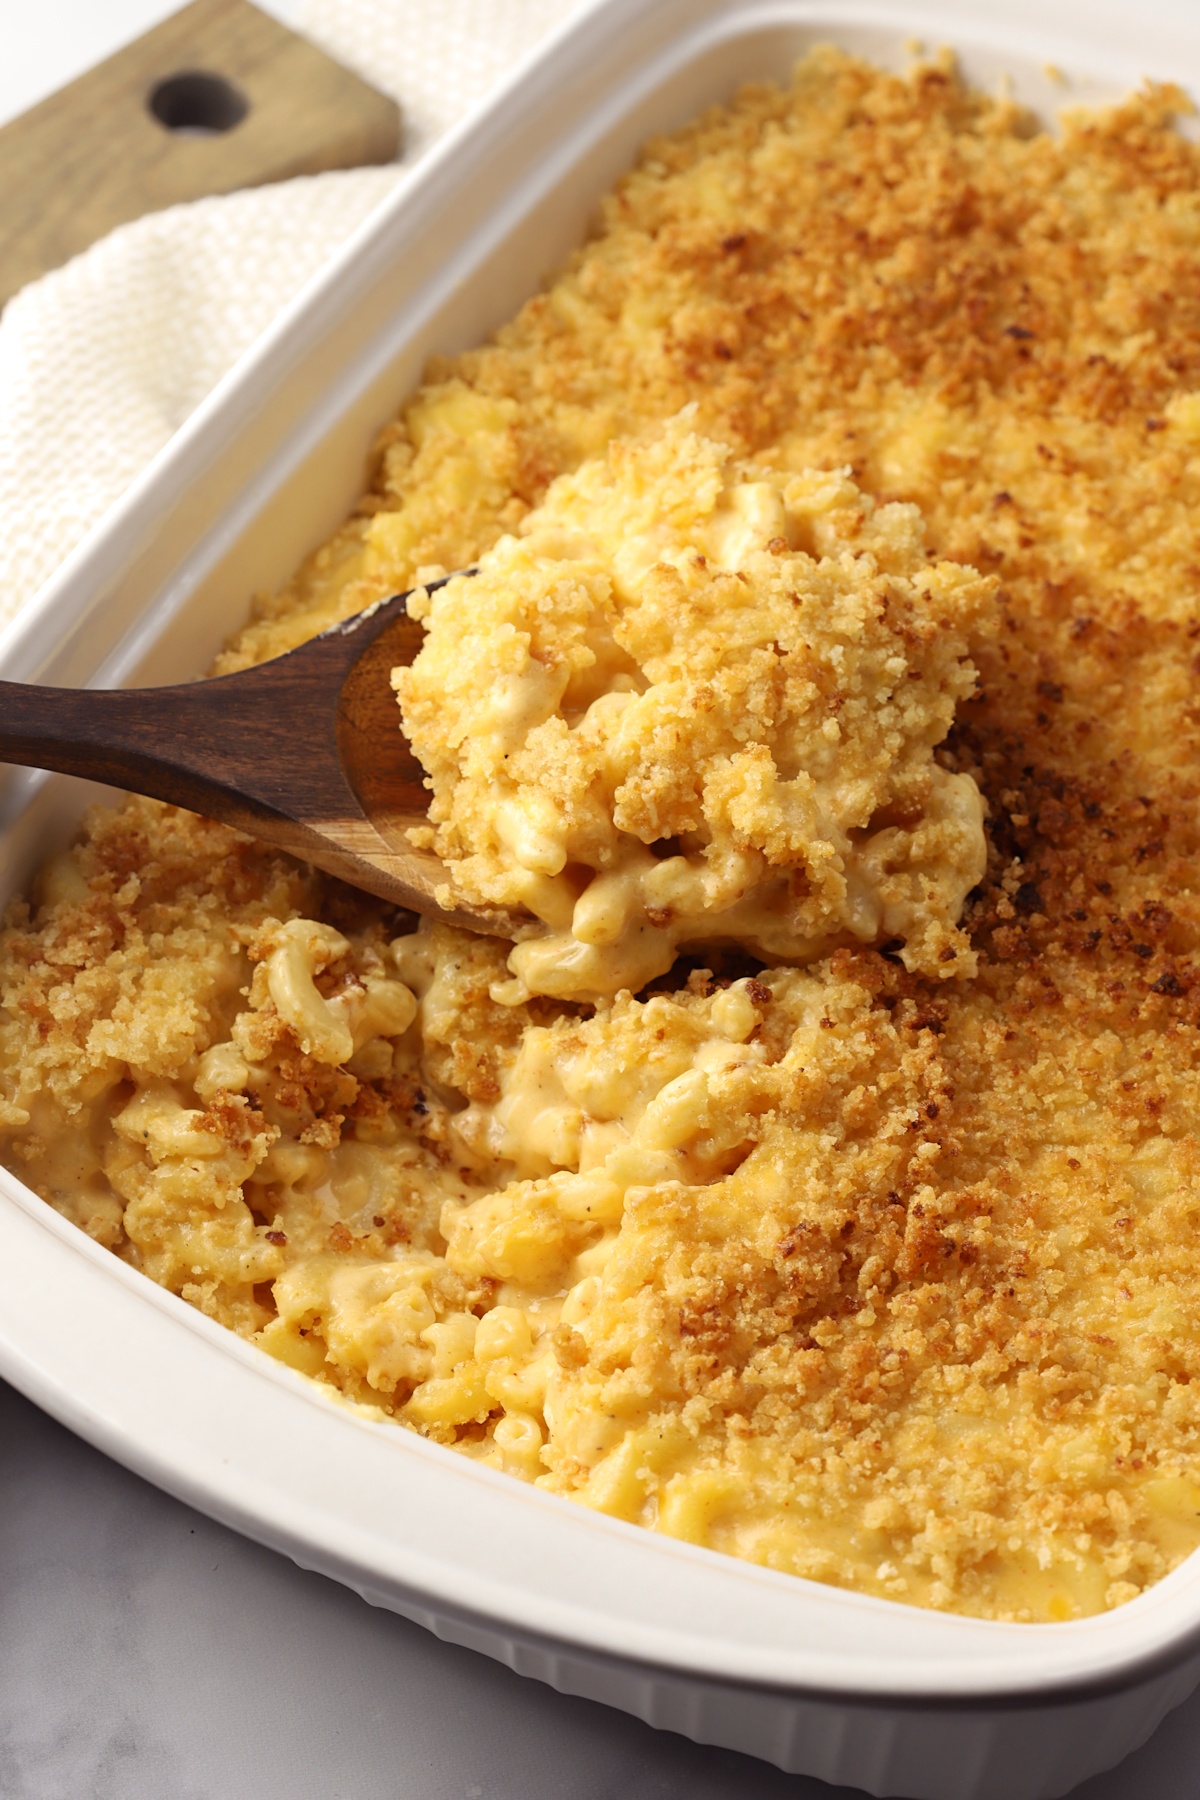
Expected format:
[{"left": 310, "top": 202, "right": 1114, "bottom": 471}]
[{"left": 0, "top": 0, "right": 402, "bottom": 309}]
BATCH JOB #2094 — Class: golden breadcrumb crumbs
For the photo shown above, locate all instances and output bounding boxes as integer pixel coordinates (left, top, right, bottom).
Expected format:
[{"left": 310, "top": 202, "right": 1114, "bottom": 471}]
[{"left": 5, "top": 48, "right": 1200, "bottom": 1623}]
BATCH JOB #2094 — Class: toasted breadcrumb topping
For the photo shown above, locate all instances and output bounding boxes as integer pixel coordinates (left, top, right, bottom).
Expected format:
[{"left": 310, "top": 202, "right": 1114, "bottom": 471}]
[{"left": 5, "top": 49, "right": 1200, "bottom": 1622}]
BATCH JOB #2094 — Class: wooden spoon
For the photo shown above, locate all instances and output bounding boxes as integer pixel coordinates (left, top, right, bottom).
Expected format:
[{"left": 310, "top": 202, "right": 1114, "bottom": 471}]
[{"left": 0, "top": 575, "right": 525, "bottom": 937}]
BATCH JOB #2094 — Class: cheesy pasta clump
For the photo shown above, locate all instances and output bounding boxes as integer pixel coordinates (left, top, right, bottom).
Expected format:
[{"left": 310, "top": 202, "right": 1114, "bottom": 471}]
[{"left": 397, "top": 422, "right": 994, "bottom": 1000}]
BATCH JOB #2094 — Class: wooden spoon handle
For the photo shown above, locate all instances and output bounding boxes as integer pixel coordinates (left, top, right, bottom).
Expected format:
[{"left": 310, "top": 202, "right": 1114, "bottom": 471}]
[
  {"left": 0, "top": 673, "right": 318, "bottom": 825},
  {"left": 0, "top": 664, "right": 446, "bottom": 919},
  {"left": 0, "top": 574, "right": 520, "bottom": 937},
  {"left": 0, "top": 586, "right": 410, "bottom": 823}
]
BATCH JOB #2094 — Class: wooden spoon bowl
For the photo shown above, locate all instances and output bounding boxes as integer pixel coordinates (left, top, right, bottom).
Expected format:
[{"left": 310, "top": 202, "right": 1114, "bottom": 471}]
[{"left": 0, "top": 576, "right": 526, "bottom": 937}]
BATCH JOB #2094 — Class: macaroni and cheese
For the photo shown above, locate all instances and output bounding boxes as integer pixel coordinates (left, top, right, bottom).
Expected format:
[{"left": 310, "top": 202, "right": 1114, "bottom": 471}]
[
  {"left": 396, "top": 421, "right": 994, "bottom": 1000},
  {"left": 4, "top": 48, "right": 1200, "bottom": 1625}
]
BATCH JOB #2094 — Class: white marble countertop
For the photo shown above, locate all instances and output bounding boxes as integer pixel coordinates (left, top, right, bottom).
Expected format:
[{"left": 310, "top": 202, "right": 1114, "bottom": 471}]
[{"left": 6, "top": 9, "right": 1200, "bottom": 1797}]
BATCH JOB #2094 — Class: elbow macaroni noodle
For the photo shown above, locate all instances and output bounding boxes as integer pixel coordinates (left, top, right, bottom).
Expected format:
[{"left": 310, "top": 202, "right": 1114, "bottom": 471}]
[{"left": 265, "top": 919, "right": 417, "bottom": 1065}]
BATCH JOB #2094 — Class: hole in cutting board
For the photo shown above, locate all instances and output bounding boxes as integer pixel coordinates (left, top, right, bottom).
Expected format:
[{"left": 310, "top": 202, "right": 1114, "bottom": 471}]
[{"left": 148, "top": 70, "right": 248, "bottom": 136}]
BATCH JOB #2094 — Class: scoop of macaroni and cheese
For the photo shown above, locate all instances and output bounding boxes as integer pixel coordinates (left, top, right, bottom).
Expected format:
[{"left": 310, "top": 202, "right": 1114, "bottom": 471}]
[{"left": 395, "top": 420, "right": 996, "bottom": 1001}]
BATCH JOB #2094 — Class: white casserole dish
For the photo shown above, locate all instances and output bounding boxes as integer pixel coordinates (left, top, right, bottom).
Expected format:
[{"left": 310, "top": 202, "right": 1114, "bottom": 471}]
[{"left": 3, "top": 2, "right": 1200, "bottom": 1794}]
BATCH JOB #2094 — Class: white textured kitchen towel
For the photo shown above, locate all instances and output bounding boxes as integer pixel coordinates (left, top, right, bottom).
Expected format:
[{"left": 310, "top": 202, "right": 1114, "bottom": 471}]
[{"left": 0, "top": 0, "right": 585, "bottom": 630}]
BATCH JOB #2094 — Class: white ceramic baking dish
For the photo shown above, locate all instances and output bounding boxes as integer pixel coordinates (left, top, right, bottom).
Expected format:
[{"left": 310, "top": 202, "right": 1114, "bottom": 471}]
[{"left": 4, "top": 2, "right": 1200, "bottom": 1795}]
